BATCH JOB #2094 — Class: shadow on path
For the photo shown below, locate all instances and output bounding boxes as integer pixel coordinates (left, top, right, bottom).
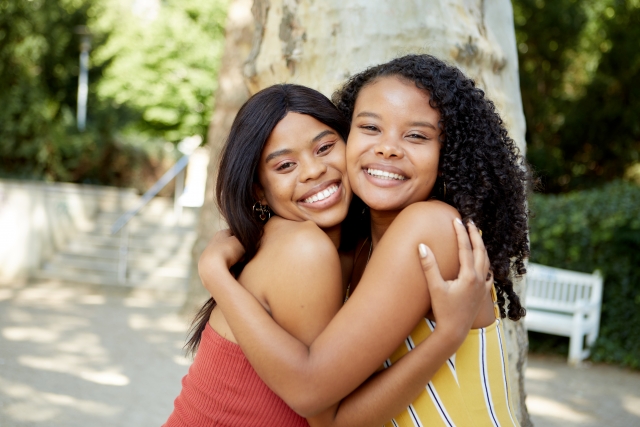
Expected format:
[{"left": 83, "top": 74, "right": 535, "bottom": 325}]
[{"left": 0, "top": 279, "right": 192, "bottom": 427}]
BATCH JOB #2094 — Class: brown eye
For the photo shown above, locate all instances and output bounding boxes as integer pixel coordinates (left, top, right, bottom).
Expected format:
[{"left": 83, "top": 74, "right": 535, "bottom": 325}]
[
  {"left": 276, "top": 161, "right": 295, "bottom": 171},
  {"left": 317, "top": 143, "right": 335, "bottom": 154}
]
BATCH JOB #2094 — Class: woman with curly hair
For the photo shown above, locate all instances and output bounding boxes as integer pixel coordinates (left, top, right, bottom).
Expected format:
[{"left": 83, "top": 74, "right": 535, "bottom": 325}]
[
  {"left": 200, "top": 54, "right": 529, "bottom": 426},
  {"left": 166, "top": 83, "right": 490, "bottom": 427}
]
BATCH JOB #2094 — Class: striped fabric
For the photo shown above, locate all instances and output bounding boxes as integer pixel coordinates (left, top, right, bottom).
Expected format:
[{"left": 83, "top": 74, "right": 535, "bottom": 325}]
[{"left": 382, "top": 301, "right": 520, "bottom": 426}]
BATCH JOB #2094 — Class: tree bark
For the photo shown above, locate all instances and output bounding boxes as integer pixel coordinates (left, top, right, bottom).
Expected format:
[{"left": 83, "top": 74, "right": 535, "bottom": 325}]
[
  {"left": 186, "top": 0, "right": 531, "bottom": 424},
  {"left": 181, "top": 0, "right": 254, "bottom": 318}
]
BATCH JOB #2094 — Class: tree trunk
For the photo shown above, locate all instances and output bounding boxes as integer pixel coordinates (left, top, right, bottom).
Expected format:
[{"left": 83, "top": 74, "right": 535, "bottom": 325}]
[
  {"left": 186, "top": 0, "right": 531, "bottom": 424},
  {"left": 181, "top": 0, "right": 254, "bottom": 318}
]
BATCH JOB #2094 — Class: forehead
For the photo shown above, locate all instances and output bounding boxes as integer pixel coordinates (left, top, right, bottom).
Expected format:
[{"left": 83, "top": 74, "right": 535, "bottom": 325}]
[
  {"left": 354, "top": 76, "right": 438, "bottom": 121},
  {"left": 262, "top": 112, "right": 335, "bottom": 155}
]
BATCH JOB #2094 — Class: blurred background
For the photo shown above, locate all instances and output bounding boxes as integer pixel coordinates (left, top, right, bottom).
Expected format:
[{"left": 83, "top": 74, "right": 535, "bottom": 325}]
[{"left": 0, "top": 0, "right": 639, "bottom": 426}]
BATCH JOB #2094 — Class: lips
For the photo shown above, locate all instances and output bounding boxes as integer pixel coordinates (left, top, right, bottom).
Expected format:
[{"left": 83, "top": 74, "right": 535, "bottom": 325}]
[
  {"left": 365, "top": 168, "right": 407, "bottom": 181},
  {"left": 301, "top": 184, "right": 339, "bottom": 203},
  {"left": 362, "top": 163, "right": 408, "bottom": 181},
  {"left": 298, "top": 180, "right": 342, "bottom": 204}
]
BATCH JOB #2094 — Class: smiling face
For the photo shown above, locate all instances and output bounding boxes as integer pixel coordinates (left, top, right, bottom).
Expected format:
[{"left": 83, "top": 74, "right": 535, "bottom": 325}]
[
  {"left": 346, "top": 76, "right": 442, "bottom": 214},
  {"left": 256, "top": 112, "right": 352, "bottom": 230}
]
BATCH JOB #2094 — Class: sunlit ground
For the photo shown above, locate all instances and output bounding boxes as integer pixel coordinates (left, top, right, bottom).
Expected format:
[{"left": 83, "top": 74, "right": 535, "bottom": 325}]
[
  {"left": 2, "top": 280, "right": 640, "bottom": 426},
  {"left": 526, "top": 354, "right": 640, "bottom": 426},
  {"left": 0, "top": 279, "right": 190, "bottom": 427}
]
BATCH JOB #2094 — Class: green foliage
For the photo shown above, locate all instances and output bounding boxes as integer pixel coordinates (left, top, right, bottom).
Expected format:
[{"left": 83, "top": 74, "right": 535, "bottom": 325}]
[
  {"left": 529, "top": 181, "right": 640, "bottom": 368},
  {"left": 0, "top": 0, "right": 227, "bottom": 185},
  {"left": 0, "top": 0, "right": 99, "bottom": 179},
  {"left": 514, "top": 0, "right": 640, "bottom": 192},
  {"left": 94, "top": 0, "right": 227, "bottom": 142}
]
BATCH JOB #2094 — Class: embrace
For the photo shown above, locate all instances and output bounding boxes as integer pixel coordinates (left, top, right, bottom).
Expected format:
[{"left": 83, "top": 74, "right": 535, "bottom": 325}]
[{"left": 164, "top": 54, "right": 530, "bottom": 427}]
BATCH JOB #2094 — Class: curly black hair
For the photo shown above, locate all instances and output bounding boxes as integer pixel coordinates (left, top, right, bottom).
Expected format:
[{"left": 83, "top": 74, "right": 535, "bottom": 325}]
[{"left": 332, "top": 54, "right": 530, "bottom": 321}]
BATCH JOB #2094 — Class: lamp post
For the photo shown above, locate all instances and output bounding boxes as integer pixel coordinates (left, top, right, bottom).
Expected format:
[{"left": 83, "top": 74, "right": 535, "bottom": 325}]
[{"left": 74, "top": 26, "right": 91, "bottom": 132}]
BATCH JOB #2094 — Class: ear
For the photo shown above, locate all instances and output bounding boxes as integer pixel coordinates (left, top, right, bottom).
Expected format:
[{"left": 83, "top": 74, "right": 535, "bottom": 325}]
[{"left": 252, "top": 183, "right": 268, "bottom": 205}]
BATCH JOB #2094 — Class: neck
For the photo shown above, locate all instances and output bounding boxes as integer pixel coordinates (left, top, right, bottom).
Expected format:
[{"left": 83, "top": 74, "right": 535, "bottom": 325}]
[
  {"left": 369, "top": 208, "right": 402, "bottom": 248},
  {"left": 322, "top": 223, "right": 343, "bottom": 249}
]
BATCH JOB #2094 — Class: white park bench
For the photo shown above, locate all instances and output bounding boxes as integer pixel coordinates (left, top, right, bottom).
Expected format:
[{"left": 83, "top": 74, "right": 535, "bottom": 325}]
[{"left": 524, "top": 262, "right": 604, "bottom": 365}]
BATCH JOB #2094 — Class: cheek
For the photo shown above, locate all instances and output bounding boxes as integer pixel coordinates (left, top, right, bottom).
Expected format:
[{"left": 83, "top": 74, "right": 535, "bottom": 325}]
[
  {"left": 345, "top": 142, "right": 361, "bottom": 170},
  {"left": 261, "top": 177, "right": 288, "bottom": 209},
  {"left": 414, "top": 148, "right": 440, "bottom": 177}
]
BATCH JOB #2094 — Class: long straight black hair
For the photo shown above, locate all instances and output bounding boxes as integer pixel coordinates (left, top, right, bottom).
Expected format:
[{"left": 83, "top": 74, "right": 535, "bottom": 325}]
[{"left": 185, "top": 84, "right": 351, "bottom": 356}]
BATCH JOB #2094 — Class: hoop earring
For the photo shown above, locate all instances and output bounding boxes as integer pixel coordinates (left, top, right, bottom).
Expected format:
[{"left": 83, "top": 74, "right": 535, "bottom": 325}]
[
  {"left": 252, "top": 201, "right": 271, "bottom": 221},
  {"left": 443, "top": 180, "right": 447, "bottom": 198}
]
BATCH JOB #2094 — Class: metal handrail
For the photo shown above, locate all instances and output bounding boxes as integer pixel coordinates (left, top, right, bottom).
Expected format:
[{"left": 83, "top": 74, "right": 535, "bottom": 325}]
[
  {"left": 111, "top": 154, "right": 190, "bottom": 235},
  {"left": 110, "top": 153, "right": 191, "bottom": 284}
]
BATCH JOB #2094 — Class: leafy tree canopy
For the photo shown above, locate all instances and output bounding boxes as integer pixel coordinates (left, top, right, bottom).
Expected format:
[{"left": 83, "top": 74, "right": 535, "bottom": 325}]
[
  {"left": 514, "top": 0, "right": 640, "bottom": 192},
  {"left": 94, "top": 0, "right": 227, "bottom": 142},
  {"left": 0, "top": 0, "right": 227, "bottom": 184}
]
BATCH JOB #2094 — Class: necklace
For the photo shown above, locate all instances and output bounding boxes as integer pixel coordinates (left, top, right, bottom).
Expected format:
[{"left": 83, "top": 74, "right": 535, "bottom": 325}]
[{"left": 344, "top": 239, "right": 373, "bottom": 303}]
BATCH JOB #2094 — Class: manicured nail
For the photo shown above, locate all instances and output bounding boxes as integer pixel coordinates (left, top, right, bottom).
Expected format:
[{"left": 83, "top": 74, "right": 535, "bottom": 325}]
[
  {"left": 469, "top": 219, "right": 475, "bottom": 226},
  {"left": 455, "top": 218, "right": 463, "bottom": 225},
  {"left": 419, "top": 243, "right": 428, "bottom": 258}
]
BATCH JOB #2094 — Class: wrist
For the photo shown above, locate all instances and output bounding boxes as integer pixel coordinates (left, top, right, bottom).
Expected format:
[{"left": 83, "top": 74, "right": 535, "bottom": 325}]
[
  {"left": 431, "top": 325, "right": 467, "bottom": 353},
  {"left": 198, "top": 254, "right": 229, "bottom": 288}
]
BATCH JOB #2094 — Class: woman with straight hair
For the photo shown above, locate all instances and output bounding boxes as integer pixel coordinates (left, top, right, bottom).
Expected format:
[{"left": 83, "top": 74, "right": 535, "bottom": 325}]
[
  {"left": 200, "top": 54, "right": 529, "bottom": 426},
  {"left": 164, "top": 83, "right": 491, "bottom": 427}
]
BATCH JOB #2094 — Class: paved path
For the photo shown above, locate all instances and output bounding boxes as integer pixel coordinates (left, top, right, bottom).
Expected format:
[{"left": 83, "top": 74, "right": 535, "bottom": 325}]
[
  {"left": 526, "top": 354, "right": 640, "bottom": 426},
  {"left": 1, "top": 279, "right": 640, "bottom": 426},
  {"left": 0, "top": 280, "right": 190, "bottom": 426}
]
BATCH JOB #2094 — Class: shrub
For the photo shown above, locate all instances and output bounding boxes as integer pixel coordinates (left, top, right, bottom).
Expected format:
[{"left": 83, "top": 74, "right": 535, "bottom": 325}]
[{"left": 529, "top": 180, "right": 640, "bottom": 368}]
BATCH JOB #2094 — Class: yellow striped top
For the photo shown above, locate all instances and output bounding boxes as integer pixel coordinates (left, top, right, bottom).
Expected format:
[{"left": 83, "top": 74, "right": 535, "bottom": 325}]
[{"left": 382, "top": 289, "right": 520, "bottom": 426}]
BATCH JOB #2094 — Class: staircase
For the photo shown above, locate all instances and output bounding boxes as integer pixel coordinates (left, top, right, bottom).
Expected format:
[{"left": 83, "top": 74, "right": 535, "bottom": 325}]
[{"left": 35, "top": 196, "right": 198, "bottom": 292}]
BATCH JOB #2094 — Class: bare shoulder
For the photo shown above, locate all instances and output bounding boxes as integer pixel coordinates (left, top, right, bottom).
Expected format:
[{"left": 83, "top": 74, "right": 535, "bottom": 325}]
[
  {"left": 396, "top": 199, "right": 459, "bottom": 224},
  {"left": 243, "top": 217, "right": 341, "bottom": 293},
  {"left": 244, "top": 219, "right": 343, "bottom": 346},
  {"left": 378, "top": 200, "right": 461, "bottom": 280},
  {"left": 388, "top": 200, "right": 460, "bottom": 238},
  {"left": 260, "top": 217, "right": 338, "bottom": 262}
]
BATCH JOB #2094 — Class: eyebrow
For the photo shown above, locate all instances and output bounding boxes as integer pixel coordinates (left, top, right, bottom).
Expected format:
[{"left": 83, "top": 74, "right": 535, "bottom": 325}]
[
  {"left": 355, "top": 111, "right": 381, "bottom": 119},
  {"left": 264, "top": 130, "right": 337, "bottom": 163},
  {"left": 356, "top": 111, "right": 437, "bottom": 130},
  {"left": 265, "top": 148, "right": 293, "bottom": 163},
  {"left": 409, "top": 121, "right": 437, "bottom": 130},
  {"left": 311, "top": 129, "right": 336, "bottom": 143}
]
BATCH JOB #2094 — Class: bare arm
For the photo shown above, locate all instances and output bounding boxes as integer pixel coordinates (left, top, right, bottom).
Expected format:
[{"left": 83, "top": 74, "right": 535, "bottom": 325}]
[
  {"left": 306, "top": 220, "right": 491, "bottom": 426},
  {"left": 200, "top": 202, "right": 488, "bottom": 417}
]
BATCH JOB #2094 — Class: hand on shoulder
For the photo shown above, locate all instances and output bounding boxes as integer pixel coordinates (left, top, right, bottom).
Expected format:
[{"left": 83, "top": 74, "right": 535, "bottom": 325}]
[{"left": 382, "top": 200, "right": 461, "bottom": 281}]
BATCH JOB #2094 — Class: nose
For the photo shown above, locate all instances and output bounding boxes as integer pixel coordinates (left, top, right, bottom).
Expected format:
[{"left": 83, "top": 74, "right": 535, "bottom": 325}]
[
  {"left": 374, "top": 136, "right": 404, "bottom": 159},
  {"left": 298, "top": 156, "right": 327, "bottom": 182}
]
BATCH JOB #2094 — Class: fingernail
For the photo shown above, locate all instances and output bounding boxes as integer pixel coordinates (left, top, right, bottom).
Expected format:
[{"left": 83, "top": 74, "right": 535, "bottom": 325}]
[
  {"left": 469, "top": 219, "right": 475, "bottom": 226},
  {"left": 419, "top": 243, "right": 428, "bottom": 258},
  {"left": 455, "top": 218, "right": 463, "bottom": 225}
]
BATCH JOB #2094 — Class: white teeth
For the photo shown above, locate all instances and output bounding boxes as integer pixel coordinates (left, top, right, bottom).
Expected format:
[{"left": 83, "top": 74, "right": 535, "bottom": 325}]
[
  {"left": 366, "top": 168, "right": 407, "bottom": 181},
  {"left": 303, "top": 184, "right": 339, "bottom": 204}
]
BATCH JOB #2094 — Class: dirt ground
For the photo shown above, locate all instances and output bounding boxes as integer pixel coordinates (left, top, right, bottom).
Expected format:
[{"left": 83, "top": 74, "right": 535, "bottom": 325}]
[{"left": 1, "top": 279, "right": 639, "bottom": 426}]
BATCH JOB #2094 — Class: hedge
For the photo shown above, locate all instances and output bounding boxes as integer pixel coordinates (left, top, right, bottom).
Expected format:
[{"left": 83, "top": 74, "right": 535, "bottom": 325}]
[{"left": 528, "top": 180, "right": 640, "bottom": 368}]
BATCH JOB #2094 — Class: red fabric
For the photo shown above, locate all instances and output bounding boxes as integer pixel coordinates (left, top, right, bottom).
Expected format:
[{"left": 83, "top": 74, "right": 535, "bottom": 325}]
[{"left": 164, "top": 323, "right": 308, "bottom": 427}]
